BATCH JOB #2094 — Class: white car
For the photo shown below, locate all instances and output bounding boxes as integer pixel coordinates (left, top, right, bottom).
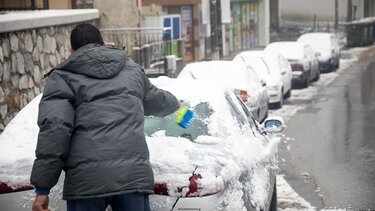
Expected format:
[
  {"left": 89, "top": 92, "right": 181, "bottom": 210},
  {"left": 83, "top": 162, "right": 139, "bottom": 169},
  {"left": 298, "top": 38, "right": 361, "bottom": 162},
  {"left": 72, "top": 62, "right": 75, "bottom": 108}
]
[
  {"left": 297, "top": 32, "right": 340, "bottom": 72},
  {"left": 177, "top": 61, "right": 269, "bottom": 122},
  {"left": 265, "top": 41, "right": 320, "bottom": 88},
  {"left": 233, "top": 51, "right": 292, "bottom": 108},
  {"left": 147, "top": 77, "right": 284, "bottom": 210},
  {"left": 0, "top": 79, "right": 285, "bottom": 211}
]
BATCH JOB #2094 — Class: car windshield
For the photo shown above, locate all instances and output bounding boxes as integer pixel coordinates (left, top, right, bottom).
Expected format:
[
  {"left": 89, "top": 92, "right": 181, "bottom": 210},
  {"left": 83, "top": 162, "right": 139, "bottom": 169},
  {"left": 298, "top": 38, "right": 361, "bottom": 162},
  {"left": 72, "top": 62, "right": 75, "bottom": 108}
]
[
  {"left": 300, "top": 36, "right": 331, "bottom": 51},
  {"left": 144, "top": 102, "right": 212, "bottom": 141},
  {"left": 262, "top": 57, "right": 282, "bottom": 75}
]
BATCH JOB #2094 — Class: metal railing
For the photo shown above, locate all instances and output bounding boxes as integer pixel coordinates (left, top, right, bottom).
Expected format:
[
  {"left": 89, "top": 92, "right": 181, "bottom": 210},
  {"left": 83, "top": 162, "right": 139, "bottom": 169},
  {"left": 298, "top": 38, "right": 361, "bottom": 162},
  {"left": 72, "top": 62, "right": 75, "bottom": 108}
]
[{"left": 100, "top": 27, "right": 183, "bottom": 74}]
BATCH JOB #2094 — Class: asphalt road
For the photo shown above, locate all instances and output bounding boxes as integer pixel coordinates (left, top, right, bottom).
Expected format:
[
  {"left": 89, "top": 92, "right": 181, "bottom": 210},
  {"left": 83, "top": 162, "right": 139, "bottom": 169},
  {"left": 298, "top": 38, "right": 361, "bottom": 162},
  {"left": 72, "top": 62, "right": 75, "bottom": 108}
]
[{"left": 279, "top": 53, "right": 375, "bottom": 210}]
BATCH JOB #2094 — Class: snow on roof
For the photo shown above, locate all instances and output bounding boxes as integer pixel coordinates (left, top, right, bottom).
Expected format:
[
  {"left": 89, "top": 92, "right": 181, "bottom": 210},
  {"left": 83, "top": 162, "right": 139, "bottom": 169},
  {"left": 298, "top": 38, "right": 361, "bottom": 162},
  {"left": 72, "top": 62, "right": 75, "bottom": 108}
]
[
  {"left": 0, "top": 9, "right": 99, "bottom": 33},
  {"left": 297, "top": 33, "right": 333, "bottom": 50},
  {"left": 234, "top": 50, "right": 283, "bottom": 61},
  {"left": 177, "top": 61, "right": 251, "bottom": 90},
  {"left": 265, "top": 42, "right": 305, "bottom": 60}
]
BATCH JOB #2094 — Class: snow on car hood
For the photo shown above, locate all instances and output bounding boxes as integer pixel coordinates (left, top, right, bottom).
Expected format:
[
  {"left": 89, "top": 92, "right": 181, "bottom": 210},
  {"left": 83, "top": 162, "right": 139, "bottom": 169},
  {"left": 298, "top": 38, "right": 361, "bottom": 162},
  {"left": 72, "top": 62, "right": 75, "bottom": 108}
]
[
  {"left": 0, "top": 94, "right": 41, "bottom": 188},
  {"left": 265, "top": 76, "right": 280, "bottom": 87}
]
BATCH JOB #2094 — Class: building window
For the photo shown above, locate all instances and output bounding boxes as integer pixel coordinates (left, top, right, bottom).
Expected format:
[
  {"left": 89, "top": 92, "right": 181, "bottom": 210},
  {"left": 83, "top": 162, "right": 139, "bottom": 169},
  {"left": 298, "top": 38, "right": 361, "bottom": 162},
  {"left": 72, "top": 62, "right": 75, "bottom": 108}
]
[
  {"left": 163, "top": 5, "right": 195, "bottom": 62},
  {"left": 0, "top": 0, "right": 49, "bottom": 10},
  {"left": 230, "top": 1, "right": 259, "bottom": 52}
]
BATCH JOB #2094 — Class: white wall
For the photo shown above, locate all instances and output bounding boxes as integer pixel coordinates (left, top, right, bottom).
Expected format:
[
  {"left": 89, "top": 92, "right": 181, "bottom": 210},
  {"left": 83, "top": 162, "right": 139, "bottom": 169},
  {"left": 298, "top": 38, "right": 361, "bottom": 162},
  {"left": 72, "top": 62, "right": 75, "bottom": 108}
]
[
  {"left": 279, "top": 0, "right": 364, "bottom": 23},
  {"left": 258, "top": 0, "right": 270, "bottom": 46}
]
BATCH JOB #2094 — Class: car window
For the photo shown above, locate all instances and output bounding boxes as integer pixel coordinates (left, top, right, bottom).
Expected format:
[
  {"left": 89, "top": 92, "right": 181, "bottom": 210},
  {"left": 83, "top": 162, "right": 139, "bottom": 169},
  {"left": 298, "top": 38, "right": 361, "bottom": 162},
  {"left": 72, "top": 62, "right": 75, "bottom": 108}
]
[
  {"left": 224, "top": 92, "right": 253, "bottom": 132},
  {"left": 304, "top": 45, "right": 314, "bottom": 57},
  {"left": 263, "top": 57, "right": 281, "bottom": 75},
  {"left": 246, "top": 66, "right": 262, "bottom": 89},
  {"left": 144, "top": 102, "right": 211, "bottom": 141}
]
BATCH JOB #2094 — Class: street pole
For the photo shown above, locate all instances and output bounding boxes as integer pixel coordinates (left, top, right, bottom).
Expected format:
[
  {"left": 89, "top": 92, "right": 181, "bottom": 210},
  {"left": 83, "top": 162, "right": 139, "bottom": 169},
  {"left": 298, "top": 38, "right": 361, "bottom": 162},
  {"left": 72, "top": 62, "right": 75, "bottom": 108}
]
[
  {"left": 210, "top": 0, "right": 222, "bottom": 60},
  {"left": 347, "top": 0, "right": 353, "bottom": 22},
  {"left": 335, "top": 0, "right": 338, "bottom": 33}
]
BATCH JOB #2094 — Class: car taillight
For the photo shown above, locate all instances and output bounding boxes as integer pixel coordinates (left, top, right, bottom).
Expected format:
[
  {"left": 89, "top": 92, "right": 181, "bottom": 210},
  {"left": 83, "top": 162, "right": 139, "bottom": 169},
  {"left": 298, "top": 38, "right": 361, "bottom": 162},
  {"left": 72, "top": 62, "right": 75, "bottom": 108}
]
[
  {"left": 240, "top": 90, "right": 248, "bottom": 103},
  {"left": 0, "top": 182, "right": 34, "bottom": 194},
  {"left": 291, "top": 63, "right": 303, "bottom": 71},
  {"left": 154, "top": 173, "right": 222, "bottom": 197},
  {"left": 186, "top": 174, "right": 202, "bottom": 197},
  {"left": 154, "top": 183, "right": 169, "bottom": 196}
]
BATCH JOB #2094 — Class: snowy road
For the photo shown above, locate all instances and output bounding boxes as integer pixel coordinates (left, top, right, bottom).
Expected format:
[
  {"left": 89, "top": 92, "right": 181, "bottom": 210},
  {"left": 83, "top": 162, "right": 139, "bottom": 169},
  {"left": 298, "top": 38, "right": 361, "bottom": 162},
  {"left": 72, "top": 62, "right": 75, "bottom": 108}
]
[{"left": 270, "top": 44, "right": 375, "bottom": 210}]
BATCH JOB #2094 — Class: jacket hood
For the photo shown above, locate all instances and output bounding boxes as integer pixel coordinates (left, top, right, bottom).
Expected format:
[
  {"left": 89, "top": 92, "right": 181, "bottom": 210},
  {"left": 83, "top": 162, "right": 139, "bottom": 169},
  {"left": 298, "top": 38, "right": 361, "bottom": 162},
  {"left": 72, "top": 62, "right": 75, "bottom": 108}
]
[{"left": 54, "top": 43, "right": 126, "bottom": 79}]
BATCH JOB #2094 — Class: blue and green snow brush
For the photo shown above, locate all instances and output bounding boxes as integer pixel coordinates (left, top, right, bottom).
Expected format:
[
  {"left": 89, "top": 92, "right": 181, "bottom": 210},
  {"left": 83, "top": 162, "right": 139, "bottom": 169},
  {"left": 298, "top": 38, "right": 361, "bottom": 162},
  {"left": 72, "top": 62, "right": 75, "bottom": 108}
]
[{"left": 176, "top": 106, "right": 195, "bottom": 129}]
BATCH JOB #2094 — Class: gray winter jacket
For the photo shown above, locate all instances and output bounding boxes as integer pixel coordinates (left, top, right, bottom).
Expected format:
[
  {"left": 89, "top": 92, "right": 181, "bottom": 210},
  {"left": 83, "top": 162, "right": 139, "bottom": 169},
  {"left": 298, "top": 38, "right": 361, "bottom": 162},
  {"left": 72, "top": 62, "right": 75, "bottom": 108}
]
[{"left": 30, "top": 43, "right": 178, "bottom": 200}]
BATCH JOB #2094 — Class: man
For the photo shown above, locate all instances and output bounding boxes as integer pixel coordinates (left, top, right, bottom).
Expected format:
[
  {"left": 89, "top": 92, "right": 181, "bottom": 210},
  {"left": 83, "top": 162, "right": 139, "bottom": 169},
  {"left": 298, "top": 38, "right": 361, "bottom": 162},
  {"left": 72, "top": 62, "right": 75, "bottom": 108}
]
[{"left": 30, "top": 23, "right": 180, "bottom": 211}]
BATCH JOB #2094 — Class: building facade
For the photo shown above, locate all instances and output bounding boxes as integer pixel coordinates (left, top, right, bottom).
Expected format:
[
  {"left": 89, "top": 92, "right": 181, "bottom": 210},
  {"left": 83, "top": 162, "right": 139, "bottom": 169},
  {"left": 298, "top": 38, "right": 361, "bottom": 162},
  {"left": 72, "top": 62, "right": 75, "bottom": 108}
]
[
  {"left": 143, "top": 0, "right": 270, "bottom": 61},
  {"left": 279, "top": 0, "right": 375, "bottom": 24}
]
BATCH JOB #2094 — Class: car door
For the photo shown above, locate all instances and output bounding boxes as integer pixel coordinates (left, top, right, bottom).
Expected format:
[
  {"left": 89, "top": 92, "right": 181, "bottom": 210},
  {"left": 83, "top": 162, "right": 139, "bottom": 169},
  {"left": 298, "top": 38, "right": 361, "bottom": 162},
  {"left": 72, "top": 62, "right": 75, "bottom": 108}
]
[
  {"left": 230, "top": 94, "right": 276, "bottom": 210},
  {"left": 246, "top": 65, "right": 269, "bottom": 122},
  {"left": 305, "top": 45, "right": 319, "bottom": 78},
  {"left": 278, "top": 55, "right": 292, "bottom": 93},
  {"left": 331, "top": 35, "right": 340, "bottom": 65}
]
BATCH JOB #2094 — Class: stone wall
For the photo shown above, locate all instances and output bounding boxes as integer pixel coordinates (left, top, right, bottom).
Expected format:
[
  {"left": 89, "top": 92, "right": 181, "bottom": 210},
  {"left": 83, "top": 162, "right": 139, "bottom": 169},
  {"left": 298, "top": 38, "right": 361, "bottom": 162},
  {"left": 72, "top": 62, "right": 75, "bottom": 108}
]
[{"left": 0, "top": 24, "right": 75, "bottom": 132}]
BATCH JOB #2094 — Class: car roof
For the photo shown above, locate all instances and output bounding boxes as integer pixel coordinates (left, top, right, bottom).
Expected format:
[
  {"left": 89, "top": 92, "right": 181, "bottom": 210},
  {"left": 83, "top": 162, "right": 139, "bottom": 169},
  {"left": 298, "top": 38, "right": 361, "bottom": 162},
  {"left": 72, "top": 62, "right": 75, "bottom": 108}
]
[
  {"left": 177, "top": 61, "right": 252, "bottom": 89},
  {"left": 298, "top": 32, "right": 334, "bottom": 39},
  {"left": 235, "top": 50, "right": 281, "bottom": 59},
  {"left": 266, "top": 41, "right": 306, "bottom": 49},
  {"left": 151, "top": 76, "right": 231, "bottom": 107}
]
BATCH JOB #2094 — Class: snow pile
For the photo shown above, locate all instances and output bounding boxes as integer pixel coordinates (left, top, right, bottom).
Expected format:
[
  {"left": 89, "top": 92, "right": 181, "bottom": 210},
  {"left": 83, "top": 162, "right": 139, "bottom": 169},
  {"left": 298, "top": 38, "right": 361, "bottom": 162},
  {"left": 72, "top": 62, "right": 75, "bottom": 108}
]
[{"left": 277, "top": 175, "right": 315, "bottom": 210}]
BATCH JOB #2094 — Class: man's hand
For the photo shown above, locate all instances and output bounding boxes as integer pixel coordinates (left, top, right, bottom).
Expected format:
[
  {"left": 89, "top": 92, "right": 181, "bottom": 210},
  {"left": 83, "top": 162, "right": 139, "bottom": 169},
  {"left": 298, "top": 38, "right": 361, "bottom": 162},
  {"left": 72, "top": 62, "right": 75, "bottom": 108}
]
[
  {"left": 177, "top": 100, "right": 181, "bottom": 109},
  {"left": 32, "top": 195, "right": 51, "bottom": 211}
]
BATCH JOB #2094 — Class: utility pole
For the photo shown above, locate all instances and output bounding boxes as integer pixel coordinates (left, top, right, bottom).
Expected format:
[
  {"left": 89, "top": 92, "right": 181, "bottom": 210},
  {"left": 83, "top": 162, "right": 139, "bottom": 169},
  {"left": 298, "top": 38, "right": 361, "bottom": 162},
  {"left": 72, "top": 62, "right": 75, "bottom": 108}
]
[
  {"left": 334, "top": 0, "right": 338, "bottom": 33},
  {"left": 347, "top": 0, "right": 353, "bottom": 22},
  {"left": 210, "top": 0, "right": 223, "bottom": 60}
]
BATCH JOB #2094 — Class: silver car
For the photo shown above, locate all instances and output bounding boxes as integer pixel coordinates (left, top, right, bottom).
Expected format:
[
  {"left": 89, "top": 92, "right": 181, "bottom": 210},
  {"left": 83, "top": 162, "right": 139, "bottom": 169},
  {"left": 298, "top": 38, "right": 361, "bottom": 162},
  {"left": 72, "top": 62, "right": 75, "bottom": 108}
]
[{"left": 0, "top": 79, "right": 284, "bottom": 211}]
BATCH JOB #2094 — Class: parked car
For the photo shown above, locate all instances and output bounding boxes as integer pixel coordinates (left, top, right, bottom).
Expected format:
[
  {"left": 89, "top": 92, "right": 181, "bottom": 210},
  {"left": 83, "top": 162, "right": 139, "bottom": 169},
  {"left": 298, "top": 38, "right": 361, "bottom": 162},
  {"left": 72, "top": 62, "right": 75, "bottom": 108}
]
[
  {"left": 265, "top": 41, "right": 320, "bottom": 88},
  {"left": 233, "top": 51, "right": 292, "bottom": 108},
  {"left": 148, "top": 77, "right": 284, "bottom": 210},
  {"left": 0, "top": 94, "right": 66, "bottom": 211},
  {"left": 297, "top": 32, "right": 340, "bottom": 72},
  {"left": 177, "top": 60, "right": 269, "bottom": 122},
  {"left": 0, "top": 78, "right": 285, "bottom": 211}
]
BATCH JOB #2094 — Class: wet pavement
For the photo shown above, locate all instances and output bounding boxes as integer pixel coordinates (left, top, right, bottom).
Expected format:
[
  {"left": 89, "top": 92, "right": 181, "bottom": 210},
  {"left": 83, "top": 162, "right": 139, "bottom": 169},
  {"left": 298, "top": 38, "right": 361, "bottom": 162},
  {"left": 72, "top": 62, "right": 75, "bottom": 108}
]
[{"left": 278, "top": 53, "right": 375, "bottom": 210}]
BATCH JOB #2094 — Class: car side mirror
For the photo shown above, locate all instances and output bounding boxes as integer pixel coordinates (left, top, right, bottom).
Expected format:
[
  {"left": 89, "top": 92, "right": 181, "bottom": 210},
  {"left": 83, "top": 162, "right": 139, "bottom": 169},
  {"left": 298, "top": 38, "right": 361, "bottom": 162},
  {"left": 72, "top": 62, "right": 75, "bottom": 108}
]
[
  {"left": 262, "top": 116, "right": 285, "bottom": 133},
  {"left": 261, "top": 79, "right": 267, "bottom": 87},
  {"left": 315, "top": 52, "right": 321, "bottom": 57}
]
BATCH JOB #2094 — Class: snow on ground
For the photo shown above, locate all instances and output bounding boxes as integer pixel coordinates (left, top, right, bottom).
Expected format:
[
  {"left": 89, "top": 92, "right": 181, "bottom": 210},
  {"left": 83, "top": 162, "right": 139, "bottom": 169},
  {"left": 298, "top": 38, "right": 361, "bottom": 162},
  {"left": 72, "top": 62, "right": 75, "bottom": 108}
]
[{"left": 271, "top": 44, "right": 375, "bottom": 210}]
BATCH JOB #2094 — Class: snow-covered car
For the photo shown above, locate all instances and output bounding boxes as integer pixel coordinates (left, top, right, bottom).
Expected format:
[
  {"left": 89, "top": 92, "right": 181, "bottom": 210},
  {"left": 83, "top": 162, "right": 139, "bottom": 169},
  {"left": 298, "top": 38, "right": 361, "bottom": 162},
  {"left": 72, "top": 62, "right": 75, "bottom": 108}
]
[
  {"left": 0, "top": 94, "right": 67, "bottom": 211},
  {"left": 297, "top": 32, "right": 340, "bottom": 72},
  {"left": 265, "top": 41, "right": 320, "bottom": 88},
  {"left": 177, "top": 61, "right": 269, "bottom": 123},
  {"left": 233, "top": 51, "right": 292, "bottom": 108},
  {"left": 0, "top": 78, "right": 284, "bottom": 211},
  {"left": 147, "top": 77, "right": 284, "bottom": 210}
]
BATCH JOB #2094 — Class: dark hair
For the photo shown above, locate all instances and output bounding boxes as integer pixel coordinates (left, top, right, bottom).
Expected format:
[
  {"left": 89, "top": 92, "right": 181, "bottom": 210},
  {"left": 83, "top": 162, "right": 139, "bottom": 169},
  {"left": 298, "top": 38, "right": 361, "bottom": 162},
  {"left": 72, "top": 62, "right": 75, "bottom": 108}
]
[{"left": 70, "top": 23, "right": 104, "bottom": 51}]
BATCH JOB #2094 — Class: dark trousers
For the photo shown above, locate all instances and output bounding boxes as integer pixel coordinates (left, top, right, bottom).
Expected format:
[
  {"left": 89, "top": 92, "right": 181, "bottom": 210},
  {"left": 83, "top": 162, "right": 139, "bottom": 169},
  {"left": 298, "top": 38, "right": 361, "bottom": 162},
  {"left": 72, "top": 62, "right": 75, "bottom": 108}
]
[{"left": 67, "top": 193, "right": 151, "bottom": 211}]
